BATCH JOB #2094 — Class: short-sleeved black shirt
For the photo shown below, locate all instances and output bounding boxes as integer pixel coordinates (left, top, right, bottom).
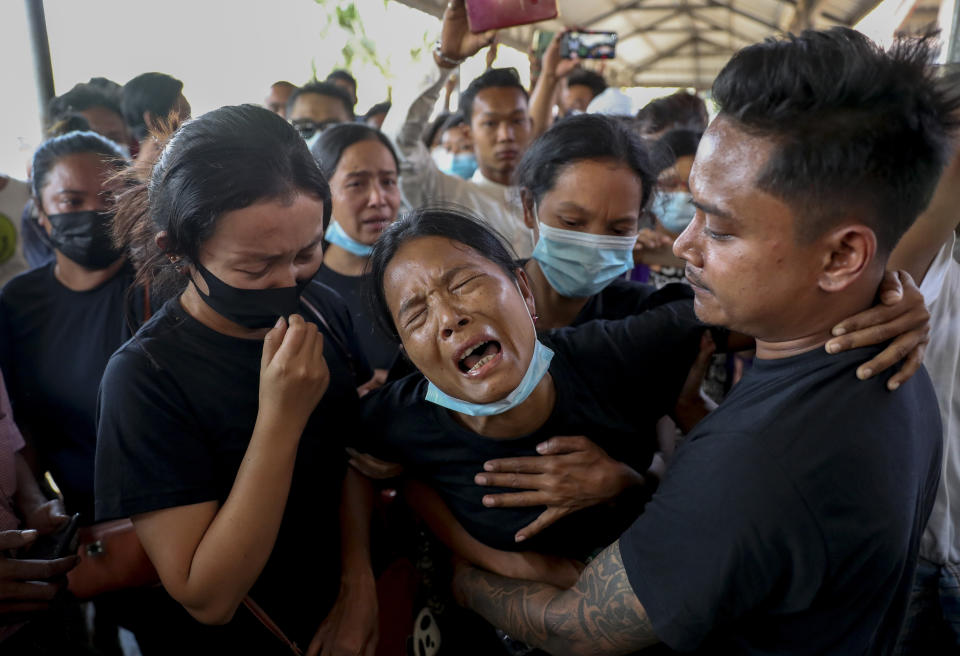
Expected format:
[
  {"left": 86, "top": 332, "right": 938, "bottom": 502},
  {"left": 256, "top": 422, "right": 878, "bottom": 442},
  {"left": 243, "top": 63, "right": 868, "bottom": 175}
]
[
  {"left": 360, "top": 288, "right": 707, "bottom": 558},
  {"left": 0, "top": 262, "right": 143, "bottom": 522},
  {"left": 619, "top": 345, "right": 942, "bottom": 654},
  {"left": 314, "top": 265, "right": 399, "bottom": 371},
  {"left": 95, "top": 282, "right": 370, "bottom": 651}
]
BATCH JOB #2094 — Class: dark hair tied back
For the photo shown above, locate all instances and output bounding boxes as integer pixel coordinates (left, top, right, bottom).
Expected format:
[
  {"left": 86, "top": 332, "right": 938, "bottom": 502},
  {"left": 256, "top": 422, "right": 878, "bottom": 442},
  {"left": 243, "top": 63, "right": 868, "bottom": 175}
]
[{"left": 113, "top": 104, "right": 331, "bottom": 303}]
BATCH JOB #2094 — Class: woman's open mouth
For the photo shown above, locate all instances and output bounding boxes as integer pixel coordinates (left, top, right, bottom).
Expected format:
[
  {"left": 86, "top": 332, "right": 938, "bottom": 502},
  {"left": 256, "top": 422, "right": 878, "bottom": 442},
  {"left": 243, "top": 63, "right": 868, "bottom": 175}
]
[{"left": 458, "top": 340, "right": 502, "bottom": 375}]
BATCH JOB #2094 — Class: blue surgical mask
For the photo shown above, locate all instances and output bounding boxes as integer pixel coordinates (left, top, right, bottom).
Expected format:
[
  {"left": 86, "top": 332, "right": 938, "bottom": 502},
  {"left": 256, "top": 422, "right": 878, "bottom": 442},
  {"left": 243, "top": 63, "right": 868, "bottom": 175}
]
[
  {"left": 654, "top": 191, "right": 695, "bottom": 234},
  {"left": 425, "top": 338, "right": 554, "bottom": 417},
  {"left": 530, "top": 216, "right": 637, "bottom": 298},
  {"left": 325, "top": 219, "right": 373, "bottom": 257},
  {"left": 441, "top": 152, "right": 478, "bottom": 180}
]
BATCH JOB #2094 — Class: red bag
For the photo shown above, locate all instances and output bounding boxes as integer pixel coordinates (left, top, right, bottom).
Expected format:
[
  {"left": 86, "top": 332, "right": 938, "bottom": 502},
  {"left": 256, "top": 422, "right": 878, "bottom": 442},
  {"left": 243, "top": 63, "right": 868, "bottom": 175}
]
[{"left": 67, "top": 518, "right": 160, "bottom": 599}]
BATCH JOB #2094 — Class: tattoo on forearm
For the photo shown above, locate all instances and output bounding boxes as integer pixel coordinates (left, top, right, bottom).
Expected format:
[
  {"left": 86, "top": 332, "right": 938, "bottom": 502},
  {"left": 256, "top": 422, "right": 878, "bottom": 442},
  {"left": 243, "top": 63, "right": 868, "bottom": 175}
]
[{"left": 459, "top": 541, "right": 657, "bottom": 655}]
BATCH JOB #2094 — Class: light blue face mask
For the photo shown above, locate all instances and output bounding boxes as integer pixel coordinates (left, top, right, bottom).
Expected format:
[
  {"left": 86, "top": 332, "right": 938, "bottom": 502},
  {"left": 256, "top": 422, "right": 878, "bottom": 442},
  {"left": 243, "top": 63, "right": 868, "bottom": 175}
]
[
  {"left": 441, "top": 152, "right": 478, "bottom": 180},
  {"left": 530, "top": 216, "right": 638, "bottom": 298},
  {"left": 425, "top": 338, "right": 554, "bottom": 417},
  {"left": 653, "top": 190, "right": 695, "bottom": 234},
  {"left": 325, "top": 219, "right": 374, "bottom": 257}
]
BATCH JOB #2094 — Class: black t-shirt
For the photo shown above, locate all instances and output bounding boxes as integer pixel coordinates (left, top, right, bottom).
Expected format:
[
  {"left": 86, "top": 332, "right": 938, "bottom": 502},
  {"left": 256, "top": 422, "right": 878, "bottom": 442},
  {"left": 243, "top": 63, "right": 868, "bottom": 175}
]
[
  {"left": 314, "top": 265, "right": 399, "bottom": 371},
  {"left": 360, "top": 289, "right": 707, "bottom": 558},
  {"left": 0, "top": 262, "right": 144, "bottom": 522},
  {"left": 569, "top": 276, "right": 665, "bottom": 326},
  {"left": 619, "top": 345, "right": 942, "bottom": 654},
  {"left": 95, "top": 281, "right": 370, "bottom": 651}
]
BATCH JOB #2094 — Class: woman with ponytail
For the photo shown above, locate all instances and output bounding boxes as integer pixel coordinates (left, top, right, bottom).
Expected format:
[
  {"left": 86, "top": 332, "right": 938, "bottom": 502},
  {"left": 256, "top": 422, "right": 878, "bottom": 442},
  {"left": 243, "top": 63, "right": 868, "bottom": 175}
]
[{"left": 96, "top": 104, "right": 379, "bottom": 655}]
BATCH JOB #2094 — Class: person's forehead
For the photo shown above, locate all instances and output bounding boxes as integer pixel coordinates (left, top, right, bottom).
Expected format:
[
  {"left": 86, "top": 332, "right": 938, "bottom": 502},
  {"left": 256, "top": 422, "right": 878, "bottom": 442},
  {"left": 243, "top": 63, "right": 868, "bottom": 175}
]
[
  {"left": 473, "top": 87, "right": 528, "bottom": 114},
  {"left": 291, "top": 93, "right": 348, "bottom": 121},
  {"left": 691, "top": 118, "right": 775, "bottom": 194},
  {"left": 386, "top": 236, "right": 495, "bottom": 291},
  {"left": 335, "top": 139, "right": 397, "bottom": 175},
  {"left": 46, "top": 153, "right": 111, "bottom": 188}
]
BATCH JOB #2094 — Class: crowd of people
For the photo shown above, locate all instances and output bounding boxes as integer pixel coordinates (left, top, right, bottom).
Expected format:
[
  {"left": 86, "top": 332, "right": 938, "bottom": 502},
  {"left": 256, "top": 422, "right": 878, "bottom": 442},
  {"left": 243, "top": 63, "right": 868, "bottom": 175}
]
[{"left": 0, "top": 1, "right": 958, "bottom": 654}]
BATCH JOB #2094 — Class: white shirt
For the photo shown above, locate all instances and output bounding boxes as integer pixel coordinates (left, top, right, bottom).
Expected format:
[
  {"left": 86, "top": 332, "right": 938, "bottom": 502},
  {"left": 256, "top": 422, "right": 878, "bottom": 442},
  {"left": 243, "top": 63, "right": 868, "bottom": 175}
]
[
  {"left": 919, "top": 232, "right": 960, "bottom": 564},
  {"left": 382, "top": 61, "right": 535, "bottom": 258},
  {"left": 0, "top": 176, "right": 29, "bottom": 288}
]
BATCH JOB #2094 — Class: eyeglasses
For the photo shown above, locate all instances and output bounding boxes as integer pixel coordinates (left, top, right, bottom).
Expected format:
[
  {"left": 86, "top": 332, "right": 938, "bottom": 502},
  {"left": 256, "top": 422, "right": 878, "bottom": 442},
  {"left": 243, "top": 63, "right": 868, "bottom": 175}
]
[{"left": 291, "top": 118, "right": 342, "bottom": 140}]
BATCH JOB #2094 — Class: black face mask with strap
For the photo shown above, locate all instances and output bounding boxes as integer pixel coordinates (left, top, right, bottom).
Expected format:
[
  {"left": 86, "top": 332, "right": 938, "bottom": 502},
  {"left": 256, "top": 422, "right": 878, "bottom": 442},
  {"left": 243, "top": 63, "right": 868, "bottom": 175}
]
[
  {"left": 46, "top": 210, "right": 124, "bottom": 270},
  {"left": 191, "top": 261, "right": 310, "bottom": 330}
]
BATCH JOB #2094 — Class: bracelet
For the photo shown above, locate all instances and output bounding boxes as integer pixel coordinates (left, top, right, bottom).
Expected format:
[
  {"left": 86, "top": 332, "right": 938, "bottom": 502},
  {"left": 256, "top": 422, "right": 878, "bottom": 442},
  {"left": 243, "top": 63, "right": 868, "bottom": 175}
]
[{"left": 433, "top": 42, "right": 464, "bottom": 67}]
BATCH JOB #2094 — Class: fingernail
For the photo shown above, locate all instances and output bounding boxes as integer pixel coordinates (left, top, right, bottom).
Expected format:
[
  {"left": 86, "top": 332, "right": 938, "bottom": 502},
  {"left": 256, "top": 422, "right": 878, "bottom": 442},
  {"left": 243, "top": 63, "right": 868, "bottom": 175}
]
[
  {"left": 482, "top": 496, "right": 494, "bottom": 507},
  {"left": 827, "top": 342, "right": 841, "bottom": 354},
  {"left": 19, "top": 529, "right": 37, "bottom": 538},
  {"left": 475, "top": 475, "right": 487, "bottom": 485},
  {"left": 483, "top": 462, "right": 494, "bottom": 471},
  {"left": 275, "top": 317, "right": 284, "bottom": 328},
  {"left": 858, "top": 368, "right": 872, "bottom": 380},
  {"left": 536, "top": 443, "right": 547, "bottom": 454},
  {"left": 888, "top": 380, "right": 900, "bottom": 391},
  {"left": 832, "top": 326, "right": 846, "bottom": 336},
  {"left": 515, "top": 534, "right": 526, "bottom": 543}
]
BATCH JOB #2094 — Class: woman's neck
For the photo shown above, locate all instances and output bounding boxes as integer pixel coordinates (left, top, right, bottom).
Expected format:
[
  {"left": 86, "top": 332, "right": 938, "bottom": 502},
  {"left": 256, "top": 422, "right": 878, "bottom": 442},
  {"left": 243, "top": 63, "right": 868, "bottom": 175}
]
[
  {"left": 178, "top": 282, "right": 269, "bottom": 340},
  {"left": 324, "top": 243, "right": 370, "bottom": 277},
  {"left": 451, "top": 372, "right": 556, "bottom": 439},
  {"left": 53, "top": 253, "right": 124, "bottom": 292},
  {"left": 524, "top": 259, "right": 589, "bottom": 331}
]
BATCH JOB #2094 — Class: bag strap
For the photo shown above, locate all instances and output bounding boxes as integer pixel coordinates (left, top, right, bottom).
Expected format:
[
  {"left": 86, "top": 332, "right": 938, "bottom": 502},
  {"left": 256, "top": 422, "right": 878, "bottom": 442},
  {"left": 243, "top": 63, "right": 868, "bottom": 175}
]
[
  {"left": 142, "top": 282, "right": 152, "bottom": 321},
  {"left": 300, "top": 296, "right": 357, "bottom": 377},
  {"left": 242, "top": 596, "right": 303, "bottom": 656}
]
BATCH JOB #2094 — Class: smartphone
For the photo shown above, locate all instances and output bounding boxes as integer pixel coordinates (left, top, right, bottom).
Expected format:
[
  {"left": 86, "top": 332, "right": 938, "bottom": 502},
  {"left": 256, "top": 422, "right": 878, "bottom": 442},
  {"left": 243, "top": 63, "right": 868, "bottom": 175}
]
[
  {"left": 533, "top": 29, "right": 555, "bottom": 61},
  {"left": 465, "top": 0, "right": 559, "bottom": 34},
  {"left": 561, "top": 31, "right": 618, "bottom": 60},
  {"left": 26, "top": 513, "right": 80, "bottom": 560}
]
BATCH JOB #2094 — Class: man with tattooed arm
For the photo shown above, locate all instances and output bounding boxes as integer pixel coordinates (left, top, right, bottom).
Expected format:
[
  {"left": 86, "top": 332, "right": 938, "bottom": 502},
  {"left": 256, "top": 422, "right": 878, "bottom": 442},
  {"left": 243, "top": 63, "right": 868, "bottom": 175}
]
[{"left": 453, "top": 28, "right": 952, "bottom": 655}]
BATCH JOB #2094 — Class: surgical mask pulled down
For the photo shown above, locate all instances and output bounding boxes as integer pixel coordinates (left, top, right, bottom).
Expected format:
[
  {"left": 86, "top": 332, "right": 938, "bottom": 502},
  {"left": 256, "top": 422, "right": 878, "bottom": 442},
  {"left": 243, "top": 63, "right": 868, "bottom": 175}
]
[
  {"left": 530, "top": 206, "right": 638, "bottom": 298},
  {"left": 426, "top": 338, "right": 554, "bottom": 417},
  {"left": 424, "top": 279, "right": 554, "bottom": 417},
  {"left": 325, "top": 219, "right": 374, "bottom": 257}
]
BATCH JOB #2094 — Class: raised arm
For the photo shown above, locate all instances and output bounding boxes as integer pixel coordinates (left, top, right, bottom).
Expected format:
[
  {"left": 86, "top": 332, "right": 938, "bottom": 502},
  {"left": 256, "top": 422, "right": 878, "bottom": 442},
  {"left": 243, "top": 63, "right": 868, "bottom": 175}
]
[
  {"left": 453, "top": 540, "right": 658, "bottom": 656},
  {"left": 528, "top": 31, "right": 578, "bottom": 139},
  {"left": 381, "top": 0, "right": 495, "bottom": 208},
  {"left": 132, "top": 316, "right": 330, "bottom": 625}
]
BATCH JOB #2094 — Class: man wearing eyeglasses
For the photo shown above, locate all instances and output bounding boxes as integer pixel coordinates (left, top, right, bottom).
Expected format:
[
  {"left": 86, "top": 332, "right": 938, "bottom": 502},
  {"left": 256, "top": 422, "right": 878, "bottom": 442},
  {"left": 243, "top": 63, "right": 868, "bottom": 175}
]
[{"left": 287, "top": 81, "right": 355, "bottom": 148}]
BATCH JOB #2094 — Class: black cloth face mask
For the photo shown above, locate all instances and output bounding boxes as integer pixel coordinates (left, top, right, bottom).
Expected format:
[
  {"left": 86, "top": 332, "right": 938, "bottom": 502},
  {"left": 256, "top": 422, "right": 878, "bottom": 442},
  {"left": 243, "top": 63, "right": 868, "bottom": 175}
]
[
  {"left": 192, "top": 261, "right": 310, "bottom": 329},
  {"left": 46, "top": 210, "right": 124, "bottom": 270}
]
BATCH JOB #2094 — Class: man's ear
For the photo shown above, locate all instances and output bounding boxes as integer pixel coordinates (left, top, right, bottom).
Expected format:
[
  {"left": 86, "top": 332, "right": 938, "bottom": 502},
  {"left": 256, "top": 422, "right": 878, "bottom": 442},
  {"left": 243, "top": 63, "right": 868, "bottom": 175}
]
[
  {"left": 515, "top": 267, "right": 537, "bottom": 317},
  {"left": 520, "top": 189, "right": 538, "bottom": 231},
  {"left": 816, "top": 224, "right": 877, "bottom": 293}
]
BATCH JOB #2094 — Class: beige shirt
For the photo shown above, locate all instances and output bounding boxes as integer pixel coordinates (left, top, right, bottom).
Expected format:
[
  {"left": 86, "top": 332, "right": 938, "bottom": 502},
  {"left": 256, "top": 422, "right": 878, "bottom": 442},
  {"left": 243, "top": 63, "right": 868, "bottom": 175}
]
[{"left": 382, "top": 61, "right": 535, "bottom": 258}]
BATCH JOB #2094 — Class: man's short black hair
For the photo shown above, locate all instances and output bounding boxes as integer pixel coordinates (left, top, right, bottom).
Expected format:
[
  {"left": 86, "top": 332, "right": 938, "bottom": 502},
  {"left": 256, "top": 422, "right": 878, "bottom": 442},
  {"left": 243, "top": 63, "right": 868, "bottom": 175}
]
[
  {"left": 636, "top": 91, "right": 708, "bottom": 134},
  {"left": 566, "top": 69, "right": 607, "bottom": 99},
  {"left": 713, "top": 27, "right": 960, "bottom": 254},
  {"left": 287, "top": 81, "right": 355, "bottom": 120},
  {"left": 459, "top": 68, "right": 529, "bottom": 121},
  {"left": 48, "top": 82, "right": 123, "bottom": 127},
  {"left": 122, "top": 72, "right": 184, "bottom": 141},
  {"left": 326, "top": 69, "right": 357, "bottom": 92}
]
